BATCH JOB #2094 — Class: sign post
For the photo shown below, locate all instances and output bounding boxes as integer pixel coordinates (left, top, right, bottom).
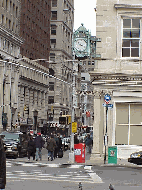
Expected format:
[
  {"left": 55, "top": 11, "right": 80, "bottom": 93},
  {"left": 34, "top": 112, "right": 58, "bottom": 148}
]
[{"left": 104, "top": 94, "right": 112, "bottom": 164}]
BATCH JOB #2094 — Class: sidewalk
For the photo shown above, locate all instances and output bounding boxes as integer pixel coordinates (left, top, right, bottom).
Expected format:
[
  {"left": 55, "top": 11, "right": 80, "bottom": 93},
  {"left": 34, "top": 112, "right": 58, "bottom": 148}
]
[{"left": 9, "top": 148, "right": 141, "bottom": 168}]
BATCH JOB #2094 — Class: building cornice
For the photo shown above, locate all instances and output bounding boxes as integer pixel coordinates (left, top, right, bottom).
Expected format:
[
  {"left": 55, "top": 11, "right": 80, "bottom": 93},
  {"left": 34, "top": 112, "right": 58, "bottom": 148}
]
[
  {"left": 114, "top": 4, "right": 142, "bottom": 9},
  {"left": 90, "top": 72, "right": 142, "bottom": 87},
  {"left": 0, "top": 25, "right": 23, "bottom": 46}
]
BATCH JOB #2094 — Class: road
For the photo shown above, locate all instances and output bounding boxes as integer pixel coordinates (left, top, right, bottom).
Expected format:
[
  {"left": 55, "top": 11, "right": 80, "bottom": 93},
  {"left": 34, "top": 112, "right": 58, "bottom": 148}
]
[
  {"left": 6, "top": 160, "right": 98, "bottom": 190},
  {"left": 5, "top": 158, "right": 142, "bottom": 189}
]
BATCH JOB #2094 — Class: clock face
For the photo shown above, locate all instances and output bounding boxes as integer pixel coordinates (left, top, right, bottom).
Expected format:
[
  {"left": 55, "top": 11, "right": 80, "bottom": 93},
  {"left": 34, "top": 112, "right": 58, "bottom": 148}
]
[{"left": 75, "top": 39, "right": 87, "bottom": 51}]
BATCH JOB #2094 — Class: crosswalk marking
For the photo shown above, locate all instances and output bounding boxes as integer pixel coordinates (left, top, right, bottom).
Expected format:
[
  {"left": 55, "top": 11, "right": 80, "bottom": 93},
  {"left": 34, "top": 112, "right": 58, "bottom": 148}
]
[
  {"left": 6, "top": 169, "right": 97, "bottom": 184},
  {"left": 6, "top": 161, "right": 86, "bottom": 168},
  {"left": 6, "top": 160, "right": 104, "bottom": 184}
]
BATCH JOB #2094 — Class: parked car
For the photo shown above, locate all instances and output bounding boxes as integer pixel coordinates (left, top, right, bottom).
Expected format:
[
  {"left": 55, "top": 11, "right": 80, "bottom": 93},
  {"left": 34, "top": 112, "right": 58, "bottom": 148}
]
[
  {"left": 3, "top": 138, "right": 19, "bottom": 158},
  {"left": 0, "top": 131, "right": 29, "bottom": 158},
  {"left": 128, "top": 151, "right": 142, "bottom": 165}
]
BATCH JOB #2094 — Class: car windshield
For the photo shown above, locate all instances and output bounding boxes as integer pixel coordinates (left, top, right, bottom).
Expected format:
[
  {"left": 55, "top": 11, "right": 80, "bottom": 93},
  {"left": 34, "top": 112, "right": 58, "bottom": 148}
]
[{"left": 3, "top": 133, "right": 20, "bottom": 140}]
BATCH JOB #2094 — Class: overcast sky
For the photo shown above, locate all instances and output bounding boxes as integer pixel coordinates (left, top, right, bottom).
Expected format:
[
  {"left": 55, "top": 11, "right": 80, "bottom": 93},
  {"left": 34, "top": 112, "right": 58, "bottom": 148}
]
[{"left": 74, "top": 0, "right": 96, "bottom": 36}]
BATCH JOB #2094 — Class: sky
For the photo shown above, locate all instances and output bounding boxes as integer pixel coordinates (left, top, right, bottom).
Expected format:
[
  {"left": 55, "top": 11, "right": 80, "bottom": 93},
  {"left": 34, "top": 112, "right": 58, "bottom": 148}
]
[{"left": 74, "top": 0, "right": 96, "bottom": 36}]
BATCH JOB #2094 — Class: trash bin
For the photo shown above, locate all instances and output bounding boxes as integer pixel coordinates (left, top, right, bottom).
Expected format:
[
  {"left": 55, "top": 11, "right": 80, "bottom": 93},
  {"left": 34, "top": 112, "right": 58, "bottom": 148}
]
[
  {"left": 108, "top": 146, "right": 117, "bottom": 164},
  {"left": 74, "top": 143, "right": 85, "bottom": 163}
]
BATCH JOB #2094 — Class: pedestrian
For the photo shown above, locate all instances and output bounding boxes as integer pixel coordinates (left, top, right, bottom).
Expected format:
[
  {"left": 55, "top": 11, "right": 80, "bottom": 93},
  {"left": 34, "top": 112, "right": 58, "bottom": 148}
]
[
  {"left": 85, "top": 134, "right": 92, "bottom": 153},
  {"left": 27, "top": 135, "right": 36, "bottom": 161},
  {"left": 34, "top": 132, "right": 45, "bottom": 161},
  {"left": 74, "top": 134, "right": 79, "bottom": 144},
  {"left": 46, "top": 134, "right": 56, "bottom": 161},
  {"left": 57, "top": 133, "right": 62, "bottom": 155},
  {"left": 0, "top": 137, "right": 6, "bottom": 190},
  {"left": 54, "top": 134, "right": 59, "bottom": 159}
]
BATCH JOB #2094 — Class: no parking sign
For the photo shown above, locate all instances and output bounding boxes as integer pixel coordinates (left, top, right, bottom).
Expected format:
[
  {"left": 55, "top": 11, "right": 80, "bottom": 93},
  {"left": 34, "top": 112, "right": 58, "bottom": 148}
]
[{"left": 104, "top": 94, "right": 111, "bottom": 104}]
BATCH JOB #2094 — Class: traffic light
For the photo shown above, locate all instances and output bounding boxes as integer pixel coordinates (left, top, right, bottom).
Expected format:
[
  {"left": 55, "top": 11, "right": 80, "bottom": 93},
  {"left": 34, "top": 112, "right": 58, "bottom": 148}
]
[{"left": 59, "top": 117, "right": 66, "bottom": 124}]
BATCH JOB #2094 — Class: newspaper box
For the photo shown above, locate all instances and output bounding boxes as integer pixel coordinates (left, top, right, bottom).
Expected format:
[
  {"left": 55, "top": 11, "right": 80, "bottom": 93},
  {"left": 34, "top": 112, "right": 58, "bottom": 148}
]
[{"left": 74, "top": 143, "right": 85, "bottom": 163}]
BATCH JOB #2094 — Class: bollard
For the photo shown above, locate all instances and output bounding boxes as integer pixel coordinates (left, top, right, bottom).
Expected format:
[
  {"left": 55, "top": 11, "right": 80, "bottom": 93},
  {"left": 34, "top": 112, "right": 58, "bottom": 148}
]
[{"left": 79, "top": 182, "right": 82, "bottom": 190}]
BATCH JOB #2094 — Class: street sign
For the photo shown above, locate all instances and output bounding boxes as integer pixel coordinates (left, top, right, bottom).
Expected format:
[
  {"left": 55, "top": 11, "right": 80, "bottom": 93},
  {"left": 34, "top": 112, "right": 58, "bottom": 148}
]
[
  {"left": 72, "top": 122, "right": 77, "bottom": 133},
  {"left": 103, "top": 103, "right": 113, "bottom": 108},
  {"left": 104, "top": 94, "right": 111, "bottom": 104}
]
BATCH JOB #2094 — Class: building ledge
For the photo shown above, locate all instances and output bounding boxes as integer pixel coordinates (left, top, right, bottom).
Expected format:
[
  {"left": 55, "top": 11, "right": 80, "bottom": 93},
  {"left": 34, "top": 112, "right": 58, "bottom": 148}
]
[{"left": 114, "top": 4, "right": 142, "bottom": 9}]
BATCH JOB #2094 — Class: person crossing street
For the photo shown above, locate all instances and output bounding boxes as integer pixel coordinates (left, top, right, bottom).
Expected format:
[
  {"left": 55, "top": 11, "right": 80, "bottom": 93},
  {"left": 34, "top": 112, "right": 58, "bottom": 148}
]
[
  {"left": 46, "top": 134, "right": 56, "bottom": 161},
  {"left": 34, "top": 133, "right": 45, "bottom": 161},
  {"left": 27, "top": 135, "right": 36, "bottom": 161}
]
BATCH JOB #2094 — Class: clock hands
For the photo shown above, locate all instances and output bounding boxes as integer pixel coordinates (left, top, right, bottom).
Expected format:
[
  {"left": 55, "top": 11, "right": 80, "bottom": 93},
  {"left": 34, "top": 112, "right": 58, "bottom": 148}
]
[{"left": 78, "top": 42, "right": 83, "bottom": 46}]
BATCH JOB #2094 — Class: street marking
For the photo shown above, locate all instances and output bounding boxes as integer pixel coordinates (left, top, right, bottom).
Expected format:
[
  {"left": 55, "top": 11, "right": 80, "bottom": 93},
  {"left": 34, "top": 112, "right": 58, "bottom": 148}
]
[
  {"left": 84, "top": 166, "right": 92, "bottom": 170},
  {"left": 88, "top": 172, "right": 103, "bottom": 183},
  {"left": 84, "top": 167, "right": 104, "bottom": 183}
]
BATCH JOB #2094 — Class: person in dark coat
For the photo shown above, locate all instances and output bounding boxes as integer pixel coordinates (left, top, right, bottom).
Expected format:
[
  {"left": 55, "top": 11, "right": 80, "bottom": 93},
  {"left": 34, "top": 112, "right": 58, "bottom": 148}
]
[
  {"left": 0, "top": 137, "right": 6, "bottom": 190},
  {"left": 46, "top": 134, "right": 56, "bottom": 161},
  {"left": 27, "top": 135, "right": 36, "bottom": 161},
  {"left": 85, "top": 134, "right": 92, "bottom": 153},
  {"left": 34, "top": 133, "right": 45, "bottom": 161},
  {"left": 57, "top": 133, "right": 62, "bottom": 155},
  {"left": 54, "top": 134, "right": 59, "bottom": 159},
  {"left": 74, "top": 134, "right": 79, "bottom": 144}
]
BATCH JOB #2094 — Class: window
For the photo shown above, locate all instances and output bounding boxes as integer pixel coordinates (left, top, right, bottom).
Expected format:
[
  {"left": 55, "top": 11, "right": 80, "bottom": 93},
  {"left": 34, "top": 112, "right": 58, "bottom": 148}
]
[
  {"left": 81, "top": 77, "right": 85, "bottom": 80},
  {"left": 2, "top": 0, "right": 4, "bottom": 7},
  {"left": 52, "top": 0, "right": 57, "bottom": 7},
  {"left": 13, "top": 3, "right": 15, "bottom": 12},
  {"left": 16, "top": 6, "right": 18, "bottom": 17},
  {"left": 51, "top": 11, "right": 57, "bottom": 20},
  {"left": 51, "top": 24, "right": 56, "bottom": 35},
  {"left": 83, "top": 61, "right": 86, "bottom": 65},
  {"left": 50, "top": 53, "right": 55, "bottom": 61},
  {"left": 50, "top": 39, "right": 56, "bottom": 48},
  {"left": 49, "top": 82, "right": 54, "bottom": 91},
  {"left": 88, "top": 61, "right": 91, "bottom": 65},
  {"left": 2, "top": 15, "right": 4, "bottom": 25},
  {"left": 9, "top": 20, "right": 11, "bottom": 29},
  {"left": 48, "top": 96, "right": 54, "bottom": 104},
  {"left": 122, "top": 18, "right": 140, "bottom": 57},
  {"left": 49, "top": 68, "right": 54, "bottom": 76},
  {"left": 51, "top": 39, "right": 56, "bottom": 44},
  {"left": 115, "top": 103, "right": 142, "bottom": 145},
  {"left": 6, "top": 0, "right": 8, "bottom": 10}
]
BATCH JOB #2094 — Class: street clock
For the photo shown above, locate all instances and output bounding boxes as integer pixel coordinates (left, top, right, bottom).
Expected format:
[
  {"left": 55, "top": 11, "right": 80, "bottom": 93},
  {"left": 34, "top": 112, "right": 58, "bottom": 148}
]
[
  {"left": 73, "top": 23, "right": 91, "bottom": 58},
  {"left": 75, "top": 39, "right": 87, "bottom": 51}
]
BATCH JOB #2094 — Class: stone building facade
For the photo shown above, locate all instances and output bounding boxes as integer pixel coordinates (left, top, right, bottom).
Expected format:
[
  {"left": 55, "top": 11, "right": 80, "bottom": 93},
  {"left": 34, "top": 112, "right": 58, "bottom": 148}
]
[
  {"left": 0, "top": 0, "right": 49, "bottom": 133},
  {"left": 90, "top": 0, "right": 142, "bottom": 159},
  {"left": 48, "top": 0, "right": 74, "bottom": 134}
]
